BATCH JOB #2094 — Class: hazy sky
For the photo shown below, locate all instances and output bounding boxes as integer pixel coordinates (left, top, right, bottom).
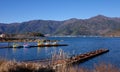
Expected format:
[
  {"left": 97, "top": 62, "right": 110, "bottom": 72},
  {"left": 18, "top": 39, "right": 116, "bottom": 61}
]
[{"left": 0, "top": 0, "right": 120, "bottom": 23}]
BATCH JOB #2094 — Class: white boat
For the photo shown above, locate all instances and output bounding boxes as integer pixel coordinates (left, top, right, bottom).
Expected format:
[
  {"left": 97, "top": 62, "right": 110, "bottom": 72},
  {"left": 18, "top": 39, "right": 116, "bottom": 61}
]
[
  {"left": 44, "top": 42, "right": 49, "bottom": 45},
  {"left": 13, "top": 43, "right": 19, "bottom": 48},
  {"left": 52, "top": 42, "right": 57, "bottom": 45},
  {"left": 23, "top": 43, "right": 30, "bottom": 48}
]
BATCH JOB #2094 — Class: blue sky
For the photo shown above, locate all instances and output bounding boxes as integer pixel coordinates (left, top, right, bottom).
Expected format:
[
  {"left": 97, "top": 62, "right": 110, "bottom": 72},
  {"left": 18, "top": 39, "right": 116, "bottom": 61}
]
[{"left": 0, "top": 0, "right": 120, "bottom": 23}]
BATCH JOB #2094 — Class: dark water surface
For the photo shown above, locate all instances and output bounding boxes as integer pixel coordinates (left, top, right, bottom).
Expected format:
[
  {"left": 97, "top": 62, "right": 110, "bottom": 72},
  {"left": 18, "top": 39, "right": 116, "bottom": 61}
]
[{"left": 0, "top": 37, "right": 120, "bottom": 68}]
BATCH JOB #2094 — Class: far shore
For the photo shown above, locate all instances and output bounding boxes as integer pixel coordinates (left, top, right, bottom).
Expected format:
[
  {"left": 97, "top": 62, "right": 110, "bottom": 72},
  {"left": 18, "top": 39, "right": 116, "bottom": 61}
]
[
  {"left": 50, "top": 35, "right": 120, "bottom": 38},
  {"left": 1, "top": 35, "right": 120, "bottom": 42}
]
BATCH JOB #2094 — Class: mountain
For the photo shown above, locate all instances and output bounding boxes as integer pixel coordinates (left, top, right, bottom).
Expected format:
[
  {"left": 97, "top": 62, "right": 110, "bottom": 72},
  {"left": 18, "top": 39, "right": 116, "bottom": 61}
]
[
  {"left": 54, "top": 15, "right": 120, "bottom": 36},
  {"left": 0, "top": 15, "right": 120, "bottom": 36},
  {"left": 0, "top": 20, "right": 62, "bottom": 34}
]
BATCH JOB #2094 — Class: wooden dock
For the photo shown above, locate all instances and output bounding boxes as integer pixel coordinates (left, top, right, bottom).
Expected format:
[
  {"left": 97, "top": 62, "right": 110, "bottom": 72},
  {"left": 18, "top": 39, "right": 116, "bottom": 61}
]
[
  {"left": 23, "top": 49, "right": 109, "bottom": 67},
  {"left": 53, "top": 49, "right": 109, "bottom": 67},
  {"left": 0, "top": 44, "right": 68, "bottom": 48}
]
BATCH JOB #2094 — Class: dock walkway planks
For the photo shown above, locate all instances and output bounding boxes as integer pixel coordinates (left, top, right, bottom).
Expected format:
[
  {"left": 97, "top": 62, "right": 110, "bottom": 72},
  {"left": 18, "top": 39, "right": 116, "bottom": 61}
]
[{"left": 53, "top": 49, "right": 109, "bottom": 67}]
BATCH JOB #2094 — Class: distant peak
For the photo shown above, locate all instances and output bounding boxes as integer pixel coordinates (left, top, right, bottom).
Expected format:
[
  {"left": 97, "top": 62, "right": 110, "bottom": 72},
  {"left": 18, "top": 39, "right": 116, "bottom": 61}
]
[
  {"left": 69, "top": 18, "right": 78, "bottom": 20},
  {"left": 65, "top": 18, "right": 79, "bottom": 22},
  {"left": 89, "top": 15, "right": 109, "bottom": 20},
  {"left": 63, "top": 18, "right": 79, "bottom": 24},
  {"left": 95, "top": 15, "right": 107, "bottom": 18}
]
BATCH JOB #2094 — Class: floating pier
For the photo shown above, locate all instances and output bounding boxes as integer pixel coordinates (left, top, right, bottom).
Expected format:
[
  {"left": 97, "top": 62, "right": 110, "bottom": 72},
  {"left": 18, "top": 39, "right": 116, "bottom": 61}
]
[
  {"left": 53, "top": 49, "right": 109, "bottom": 67},
  {"left": 0, "top": 44, "right": 68, "bottom": 48},
  {"left": 23, "top": 49, "right": 109, "bottom": 67}
]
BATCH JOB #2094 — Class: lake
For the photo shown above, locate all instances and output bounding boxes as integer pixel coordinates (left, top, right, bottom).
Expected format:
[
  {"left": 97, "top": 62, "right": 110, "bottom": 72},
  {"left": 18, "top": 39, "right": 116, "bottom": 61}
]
[{"left": 0, "top": 37, "right": 120, "bottom": 68}]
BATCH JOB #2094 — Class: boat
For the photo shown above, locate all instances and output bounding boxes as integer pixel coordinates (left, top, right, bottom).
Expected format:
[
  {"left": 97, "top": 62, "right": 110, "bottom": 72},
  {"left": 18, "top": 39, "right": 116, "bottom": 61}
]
[
  {"left": 23, "top": 43, "right": 30, "bottom": 48},
  {"left": 44, "top": 42, "right": 50, "bottom": 45},
  {"left": 37, "top": 40, "right": 44, "bottom": 46},
  {"left": 13, "top": 43, "right": 19, "bottom": 48},
  {"left": 52, "top": 41, "right": 58, "bottom": 45}
]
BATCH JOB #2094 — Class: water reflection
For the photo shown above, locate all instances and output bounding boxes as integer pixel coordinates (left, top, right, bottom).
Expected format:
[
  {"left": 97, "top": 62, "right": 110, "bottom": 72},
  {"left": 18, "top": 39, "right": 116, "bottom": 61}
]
[
  {"left": 12, "top": 48, "right": 17, "bottom": 53},
  {"left": 45, "top": 47, "right": 48, "bottom": 53},
  {"left": 23, "top": 48, "right": 29, "bottom": 54},
  {"left": 37, "top": 47, "right": 41, "bottom": 54}
]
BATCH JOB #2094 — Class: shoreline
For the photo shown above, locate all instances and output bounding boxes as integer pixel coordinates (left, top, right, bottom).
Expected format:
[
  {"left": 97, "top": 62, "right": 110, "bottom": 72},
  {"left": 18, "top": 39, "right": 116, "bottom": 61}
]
[{"left": 48, "top": 35, "right": 120, "bottom": 38}]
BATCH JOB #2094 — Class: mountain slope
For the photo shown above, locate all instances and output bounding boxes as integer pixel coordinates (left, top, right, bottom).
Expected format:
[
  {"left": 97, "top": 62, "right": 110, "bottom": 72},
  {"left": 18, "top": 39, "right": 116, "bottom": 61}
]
[
  {"left": 54, "top": 15, "right": 120, "bottom": 36},
  {"left": 0, "top": 20, "right": 62, "bottom": 34},
  {"left": 0, "top": 15, "right": 120, "bottom": 36}
]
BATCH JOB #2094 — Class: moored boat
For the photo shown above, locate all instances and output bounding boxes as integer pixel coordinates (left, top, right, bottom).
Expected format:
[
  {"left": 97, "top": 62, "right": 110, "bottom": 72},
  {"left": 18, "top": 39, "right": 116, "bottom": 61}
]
[
  {"left": 37, "top": 40, "right": 44, "bottom": 46},
  {"left": 52, "top": 41, "right": 58, "bottom": 45},
  {"left": 13, "top": 43, "right": 19, "bottom": 48},
  {"left": 44, "top": 42, "right": 50, "bottom": 45},
  {"left": 23, "top": 43, "right": 30, "bottom": 48}
]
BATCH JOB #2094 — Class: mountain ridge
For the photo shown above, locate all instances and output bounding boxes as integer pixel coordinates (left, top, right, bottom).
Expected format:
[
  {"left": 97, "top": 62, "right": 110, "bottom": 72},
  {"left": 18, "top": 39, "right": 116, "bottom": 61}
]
[{"left": 0, "top": 15, "right": 120, "bottom": 36}]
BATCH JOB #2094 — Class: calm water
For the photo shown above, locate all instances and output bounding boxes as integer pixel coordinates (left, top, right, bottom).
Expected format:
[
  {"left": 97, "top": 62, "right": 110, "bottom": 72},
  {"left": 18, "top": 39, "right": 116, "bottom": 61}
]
[{"left": 0, "top": 37, "right": 120, "bottom": 68}]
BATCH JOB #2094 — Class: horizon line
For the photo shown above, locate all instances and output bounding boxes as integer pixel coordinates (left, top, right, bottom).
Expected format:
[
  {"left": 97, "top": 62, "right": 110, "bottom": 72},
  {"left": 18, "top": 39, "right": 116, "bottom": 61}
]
[{"left": 1, "top": 14, "right": 120, "bottom": 24}]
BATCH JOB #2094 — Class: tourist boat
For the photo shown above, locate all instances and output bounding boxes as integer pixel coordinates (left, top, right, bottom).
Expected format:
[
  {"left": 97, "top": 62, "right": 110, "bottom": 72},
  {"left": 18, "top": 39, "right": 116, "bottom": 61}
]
[
  {"left": 23, "top": 43, "right": 30, "bottom": 48},
  {"left": 44, "top": 42, "right": 50, "bottom": 45},
  {"left": 37, "top": 40, "right": 44, "bottom": 46},
  {"left": 37, "top": 42, "right": 41, "bottom": 47},
  {"left": 13, "top": 43, "right": 19, "bottom": 48},
  {"left": 52, "top": 41, "right": 58, "bottom": 45}
]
